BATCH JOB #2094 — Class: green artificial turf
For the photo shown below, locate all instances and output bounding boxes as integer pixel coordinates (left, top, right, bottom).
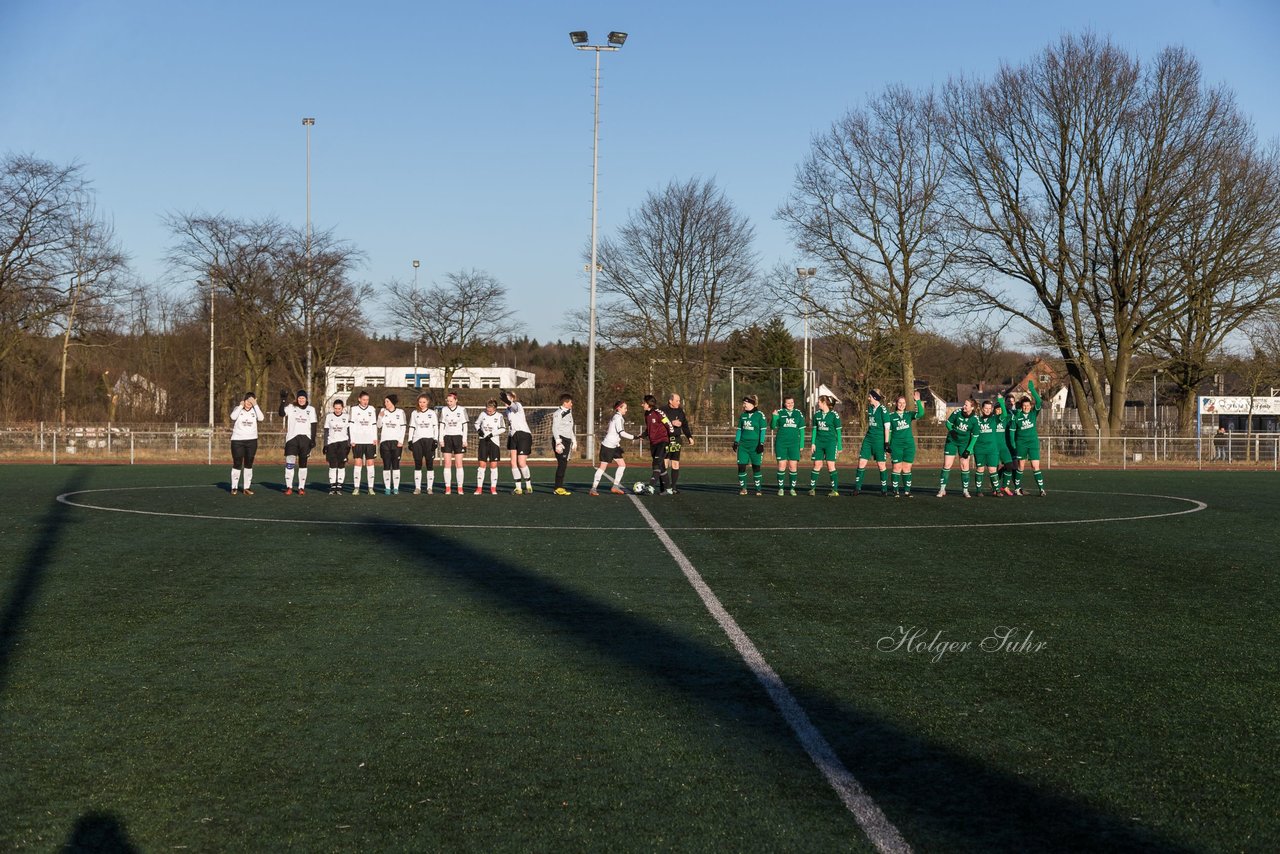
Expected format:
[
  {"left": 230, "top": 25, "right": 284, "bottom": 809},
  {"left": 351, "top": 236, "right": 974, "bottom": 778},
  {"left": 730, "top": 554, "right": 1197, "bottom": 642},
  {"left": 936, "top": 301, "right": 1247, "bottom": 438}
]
[{"left": 0, "top": 464, "right": 1276, "bottom": 852}]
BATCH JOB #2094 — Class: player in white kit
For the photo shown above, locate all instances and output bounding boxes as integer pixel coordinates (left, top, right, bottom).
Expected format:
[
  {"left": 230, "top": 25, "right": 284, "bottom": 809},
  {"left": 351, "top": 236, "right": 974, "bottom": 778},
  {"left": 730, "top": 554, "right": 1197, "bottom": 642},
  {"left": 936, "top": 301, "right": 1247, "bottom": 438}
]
[
  {"left": 279, "top": 389, "right": 318, "bottom": 495},
  {"left": 439, "top": 391, "right": 469, "bottom": 495},
  {"left": 591, "top": 400, "right": 634, "bottom": 496},
  {"left": 408, "top": 393, "right": 440, "bottom": 495},
  {"left": 323, "top": 399, "right": 351, "bottom": 494},
  {"left": 501, "top": 390, "right": 534, "bottom": 494},
  {"left": 474, "top": 399, "right": 507, "bottom": 495},
  {"left": 228, "top": 392, "right": 264, "bottom": 495},
  {"left": 347, "top": 390, "right": 379, "bottom": 495},
  {"left": 377, "top": 394, "right": 407, "bottom": 494}
]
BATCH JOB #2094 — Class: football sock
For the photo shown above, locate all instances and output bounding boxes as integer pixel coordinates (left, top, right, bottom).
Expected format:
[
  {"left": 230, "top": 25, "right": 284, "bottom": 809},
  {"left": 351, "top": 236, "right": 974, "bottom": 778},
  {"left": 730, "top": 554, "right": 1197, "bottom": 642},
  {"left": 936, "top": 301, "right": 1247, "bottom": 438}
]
[
  {"left": 905, "top": 473, "right": 913, "bottom": 493},
  {"left": 476, "top": 467, "right": 484, "bottom": 487},
  {"left": 520, "top": 465, "right": 531, "bottom": 485},
  {"left": 810, "top": 471, "right": 819, "bottom": 488},
  {"left": 1034, "top": 471, "right": 1045, "bottom": 490},
  {"left": 940, "top": 467, "right": 950, "bottom": 487},
  {"left": 512, "top": 463, "right": 522, "bottom": 484},
  {"left": 231, "top": 469, "right": 241, "bottom": 490},
  {"left": 593, "top": 469, "right": 605, "bottom": 489},
  {"left": 391, "top": 470, "right": 400, "bottom": 490},
  {"left": 444, "top": 468, "right": 453, "bottom": 490},
  {"left": 879, "top": 469, "right": 888, "bottom": 492},
  {"left": 383, "top": 471, "right": 391, "bottom": 490},
  {"left": 1014, "top": 472, "right": 1023, "bottom": 491},
  {"left": 353, "top": 466, "right": 362, "bottom": 489},
  {"left": 455, "top": 464, "right": 464, "bottom": 489},
  {"left": 854, "top": 467, "right": 864, "bottom": 490},
  {"left": 611, "top": 466, "right": 626, "bottom": 486},
  {"left": 891, "top": 473, "right": 901, "bottom": 493},
  {"left": 752, "top": 465, "right": 762, "bottom": 488},
  {"left": 414, "top": 470, "right": 422, "bottom": 489},
  {"left": 489, "top": 468, "right": 498, "bottom": 488},
  {"left": 788, "top": 471, "right": 797, "bottom": 489},
  {"left": 961, "top": 471, "right": 970, "bottom": 490},
  {"left": 298, "top": 468, "right": 307, "bottom": 490},
  {"left": 243, "top": 469, "right": 253, "bottom": 490},
  {"left": 670, "top": 468, "right": 680, "bottom": 488},
  {"left": 737, "top": 464, "right": 747, "bottom": 488},
  {"left": 426, "top": 471, "right": 434, "bottom": 491},
  {"left": 284, "top": 467, "right": 294, "bottom": 489},
  {"left": 778, "top": 471, "right": 786, "bottom": 488},
  {"left": 830, "top": 471, "right": 838, "bottom": 491}
]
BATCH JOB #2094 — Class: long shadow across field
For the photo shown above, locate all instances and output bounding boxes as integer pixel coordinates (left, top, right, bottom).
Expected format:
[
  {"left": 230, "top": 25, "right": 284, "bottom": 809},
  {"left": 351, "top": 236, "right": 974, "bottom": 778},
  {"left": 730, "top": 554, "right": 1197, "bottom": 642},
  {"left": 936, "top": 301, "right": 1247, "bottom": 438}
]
[
  {"left": 368, "top": 517, "right": 1193, "bottom": 853},
  {"left": 0, "top": 468, "right": 90, "bottom": 701}
]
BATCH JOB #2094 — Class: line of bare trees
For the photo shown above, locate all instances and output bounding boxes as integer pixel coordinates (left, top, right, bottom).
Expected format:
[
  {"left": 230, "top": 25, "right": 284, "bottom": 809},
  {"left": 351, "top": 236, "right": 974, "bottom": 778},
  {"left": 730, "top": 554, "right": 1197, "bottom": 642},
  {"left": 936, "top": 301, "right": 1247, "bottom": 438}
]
[{"left": 775, "top": 33, "right": 1280, "bottom": 436}]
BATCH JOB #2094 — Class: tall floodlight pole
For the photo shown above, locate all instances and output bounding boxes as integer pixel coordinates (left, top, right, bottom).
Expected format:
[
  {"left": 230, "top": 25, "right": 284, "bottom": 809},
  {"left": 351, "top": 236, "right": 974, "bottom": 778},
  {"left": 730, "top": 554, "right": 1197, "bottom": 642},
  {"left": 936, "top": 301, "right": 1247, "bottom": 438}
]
[
  {"left": 571, "top": 30, "right": 626, "bottom": 462},
  {"left": 208, "top": 277, "right": 215, "bottom": 429},
  {"left": 302, "top": 117, "right": 316, "bottom": 395},
  {"left": 797, "top": 267, "right": 817, "bottom": 410},
  {"left": 412, "top": 260, "right": 421, "bottom": 381}
]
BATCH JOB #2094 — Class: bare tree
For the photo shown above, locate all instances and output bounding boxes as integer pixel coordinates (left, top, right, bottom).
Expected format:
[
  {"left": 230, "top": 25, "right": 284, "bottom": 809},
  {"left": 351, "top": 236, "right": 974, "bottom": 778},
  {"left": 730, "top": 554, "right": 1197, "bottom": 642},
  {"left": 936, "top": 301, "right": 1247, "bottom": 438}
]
[
  {"left": 944, "top": 34, "right": 1256, "bottom": 436},
  {"left": 1150, "top": 144, "right": 1280, "bottom": 433},
  {"left": 386, "top": 269, "right": 520, "bottom": 387},
  {"left": 586, "top": 177, "right": 759, "bottom": 416},
  {"left": 778, "top": 85, "right": 959, "bottom": 396}
]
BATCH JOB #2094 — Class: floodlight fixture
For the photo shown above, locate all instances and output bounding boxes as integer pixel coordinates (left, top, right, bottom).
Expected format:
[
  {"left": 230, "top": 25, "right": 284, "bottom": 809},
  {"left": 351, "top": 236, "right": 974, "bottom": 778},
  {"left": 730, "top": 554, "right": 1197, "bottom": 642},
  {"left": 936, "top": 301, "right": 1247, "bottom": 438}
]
[
  {"left": 569, "top": 31, "right": 588, "bottom": 45},
  {"left": 607, "top": 31, "right": 628, "bottom": 46}
]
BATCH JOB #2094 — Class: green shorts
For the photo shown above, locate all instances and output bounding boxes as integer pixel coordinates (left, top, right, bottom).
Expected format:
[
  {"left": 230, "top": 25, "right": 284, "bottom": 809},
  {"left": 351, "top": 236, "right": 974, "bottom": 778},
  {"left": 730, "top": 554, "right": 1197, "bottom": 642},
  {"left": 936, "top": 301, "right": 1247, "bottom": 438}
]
[
  {"left": 737, "top": 448, "right": 763, "bottom": 466},
  {"left": 973, "top": 448, "right": 1001, "bottom": 468},
  {"left": 859, "top": 435, "right": 886, "bottom": 461},
  {"left": 1015, "top": 440, "right": 1040, "bottom": 461},
  {"left": 889, "top": 442, "right": 916, "bottom": 464},
  {"left": 812, "top": 444, "right": 839, "bottom": 462},
  {"left": 999, "top": 441, "right": 1014, "bottom": 464},
  {"left": 774, "top": 443, "right": 802, "bottom": 462},
  {"left": 944, "top": 439, "right": 967, "bottom": 457}
]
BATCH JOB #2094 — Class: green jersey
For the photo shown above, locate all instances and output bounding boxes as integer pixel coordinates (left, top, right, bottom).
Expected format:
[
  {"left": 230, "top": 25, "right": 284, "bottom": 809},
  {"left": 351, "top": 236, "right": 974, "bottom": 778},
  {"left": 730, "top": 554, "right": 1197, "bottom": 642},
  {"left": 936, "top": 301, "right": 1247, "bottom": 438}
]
[
  {"left": 735, "top": 410, "right": 768, "bottom": 447},
  {"left": 864, "top": 403, "right": 888, "bottom": 438},
  {"left": 1013, "top": 382, "right": 1042, "bottom": 442},
  {"left": 810, "top": 409, "right": 843, "bottom": 449},
  {"left": 770, "top": 408, "right": 806, "bottom": 447},
  {"left": 973, "top": 412, "right": 1004, "bottom": 451},
  {"left": 945, "top": 409, "right": 980, "bottom": 455},
  {"left": 886, "top": 400, "right": 925, "bottom": 446}
]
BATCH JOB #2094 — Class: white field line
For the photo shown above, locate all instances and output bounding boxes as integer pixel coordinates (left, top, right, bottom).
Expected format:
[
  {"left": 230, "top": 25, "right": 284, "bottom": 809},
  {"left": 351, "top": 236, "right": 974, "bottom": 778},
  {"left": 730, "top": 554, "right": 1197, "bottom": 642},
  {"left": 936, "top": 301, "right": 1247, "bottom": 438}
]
[
  {"left": 628, "top": 494, "right": 912, "bottom": 854},
  {"left": 55, "top": 485, "right": 1207, "bottom": 531}
]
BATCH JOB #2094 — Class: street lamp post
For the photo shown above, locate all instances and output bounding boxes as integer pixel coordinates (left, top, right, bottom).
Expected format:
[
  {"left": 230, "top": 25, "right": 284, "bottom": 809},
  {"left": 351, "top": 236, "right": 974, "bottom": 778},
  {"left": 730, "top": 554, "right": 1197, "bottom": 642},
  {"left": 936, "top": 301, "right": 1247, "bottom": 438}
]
[
  {"left": 570, "top": 29, "right": 626, "bottom": 463},
  {"left": 302, "top": 117, "right": 315, "bottom": 396},
  {"left": 797, "top": 267, "right": 817, "bottom": 410}
]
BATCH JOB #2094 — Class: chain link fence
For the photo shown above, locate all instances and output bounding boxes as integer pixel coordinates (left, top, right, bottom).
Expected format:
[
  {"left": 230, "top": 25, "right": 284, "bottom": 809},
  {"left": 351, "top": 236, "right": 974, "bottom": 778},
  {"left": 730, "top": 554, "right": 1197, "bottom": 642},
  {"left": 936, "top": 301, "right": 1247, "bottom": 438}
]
[{"left": 4, "top": 423, "right": 1277, "bottom": 469}]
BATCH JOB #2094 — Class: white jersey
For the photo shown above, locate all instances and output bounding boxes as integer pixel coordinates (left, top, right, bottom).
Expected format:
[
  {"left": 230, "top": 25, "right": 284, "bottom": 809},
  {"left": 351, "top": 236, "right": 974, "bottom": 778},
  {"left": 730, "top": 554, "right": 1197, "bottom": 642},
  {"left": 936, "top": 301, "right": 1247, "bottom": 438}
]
[
  {"left": 324, "top": 411, "right": 350, "bottom": 444},
  {"left": 474, "top": 411, "right": 506, "bottom": 446},
  {"left": 505, "top": 401, "right": 530, "bottom": 435},
  {"left": 601, "top": 412, "right": 634, "bottom": 449},
  {"left": 440, "top": 405, "right": 469, "bottom": 443},
  {"left": 282, "top": 404, "right": 317, "bottom": 442},
  {"left": 378, "top": 407, "right": 407, "bottom": 445},
  {"left": 551, "top": 407, "right": 575, "bottom": 444},
  {"left": 408, "top": 408, "right": 439, "bottom": 443},
  {"left": 229, "top": 404, "right": 264, "bottom": 441},
  {"left": 348, "top": 403, "right": 378, "bottom": 444}
]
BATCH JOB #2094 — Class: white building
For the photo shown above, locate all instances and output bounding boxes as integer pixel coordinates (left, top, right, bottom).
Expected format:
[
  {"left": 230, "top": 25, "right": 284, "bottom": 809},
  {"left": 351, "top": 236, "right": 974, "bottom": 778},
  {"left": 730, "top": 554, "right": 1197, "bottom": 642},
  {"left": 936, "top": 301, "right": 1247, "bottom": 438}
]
[{"left": 323, "top": 366, "right": 535, "bottom": 401}]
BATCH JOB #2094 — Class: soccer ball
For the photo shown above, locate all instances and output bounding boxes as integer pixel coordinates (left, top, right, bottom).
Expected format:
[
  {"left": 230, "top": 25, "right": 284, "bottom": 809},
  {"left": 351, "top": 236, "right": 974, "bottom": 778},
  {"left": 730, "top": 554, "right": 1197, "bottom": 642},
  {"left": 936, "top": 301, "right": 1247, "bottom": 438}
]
[{"left": 632, "top": 481, "right": 653, "bottom": 495}]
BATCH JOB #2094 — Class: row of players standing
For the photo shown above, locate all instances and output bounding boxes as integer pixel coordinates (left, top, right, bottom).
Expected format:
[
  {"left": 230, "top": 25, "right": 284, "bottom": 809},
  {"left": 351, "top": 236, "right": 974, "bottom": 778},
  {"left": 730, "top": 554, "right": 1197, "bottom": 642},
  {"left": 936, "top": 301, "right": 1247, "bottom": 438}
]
[
  {"left": 225, "top": 388, "right": 580, "bottom": 495},
  {"left": 729, "top": 383, "right": 1046, "bottom": 497}
]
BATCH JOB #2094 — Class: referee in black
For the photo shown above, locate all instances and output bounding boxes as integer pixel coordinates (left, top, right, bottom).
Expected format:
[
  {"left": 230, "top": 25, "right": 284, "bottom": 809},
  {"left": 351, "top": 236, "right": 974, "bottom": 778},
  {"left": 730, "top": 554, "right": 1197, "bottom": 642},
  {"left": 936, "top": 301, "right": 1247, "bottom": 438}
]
[{"left": 660, "top": 393, "right": 694, "bottom": 493}]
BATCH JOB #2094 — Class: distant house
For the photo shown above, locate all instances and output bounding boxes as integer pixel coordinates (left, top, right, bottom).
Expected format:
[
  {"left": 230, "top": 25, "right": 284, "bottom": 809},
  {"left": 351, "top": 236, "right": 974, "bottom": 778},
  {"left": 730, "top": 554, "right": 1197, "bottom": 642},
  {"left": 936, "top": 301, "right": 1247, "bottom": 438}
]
[
  {"left": 322, "top": 366, "right": 535, "bottom": 406},
  {"left": 111, "top": 373, "right": 168, "bottom": 416},
  {"left": 1004, "top": 359, "right": 1068, "bottom": 420},
  {"left": 913, "top": 380, "right": 948, "bottom": 422}
]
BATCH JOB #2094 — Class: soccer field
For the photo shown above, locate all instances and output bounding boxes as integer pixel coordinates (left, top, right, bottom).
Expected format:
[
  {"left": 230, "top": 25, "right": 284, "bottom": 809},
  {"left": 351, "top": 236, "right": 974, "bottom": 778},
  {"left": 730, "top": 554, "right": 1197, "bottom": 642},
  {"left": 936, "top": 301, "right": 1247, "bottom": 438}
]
[{"left": 1, "top": 465, "right": 1276, "bottom": 852}]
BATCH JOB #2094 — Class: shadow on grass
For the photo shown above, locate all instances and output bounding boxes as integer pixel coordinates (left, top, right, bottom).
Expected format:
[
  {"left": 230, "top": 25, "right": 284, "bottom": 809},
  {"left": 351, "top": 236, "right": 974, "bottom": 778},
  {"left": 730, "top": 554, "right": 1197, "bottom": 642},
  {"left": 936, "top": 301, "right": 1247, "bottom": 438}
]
[
  {"left": 367, "top": 516, "right": 1193, "bottom": 853},
  {"left": 61, "top": 811, "right": 138, "bottom": 853},
  {"left": 0, "top": 467, "right": 90, "bottom": 701}
]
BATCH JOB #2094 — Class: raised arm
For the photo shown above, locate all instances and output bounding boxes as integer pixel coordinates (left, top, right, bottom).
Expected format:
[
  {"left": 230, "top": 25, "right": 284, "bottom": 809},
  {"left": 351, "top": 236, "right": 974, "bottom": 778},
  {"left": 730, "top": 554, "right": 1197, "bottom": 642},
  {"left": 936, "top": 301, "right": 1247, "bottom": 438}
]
[{"left": 1028, "top": 379, "right": 1042, "bottom": 411}]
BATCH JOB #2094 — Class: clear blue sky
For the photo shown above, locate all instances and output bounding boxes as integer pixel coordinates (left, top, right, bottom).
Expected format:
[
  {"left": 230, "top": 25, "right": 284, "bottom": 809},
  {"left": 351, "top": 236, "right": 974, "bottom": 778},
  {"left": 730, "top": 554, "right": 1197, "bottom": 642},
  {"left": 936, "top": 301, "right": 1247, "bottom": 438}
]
[{"left": 3, "top": 0, "right": 1277, "bottom": 343}]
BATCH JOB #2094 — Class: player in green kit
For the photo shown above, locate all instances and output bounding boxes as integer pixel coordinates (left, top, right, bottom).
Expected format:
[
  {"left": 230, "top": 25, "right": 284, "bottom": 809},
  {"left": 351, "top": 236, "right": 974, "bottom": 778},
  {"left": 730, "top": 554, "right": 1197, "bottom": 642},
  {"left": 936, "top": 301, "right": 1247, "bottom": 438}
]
[
  {"left": 770, "top": 396, "right": 806, "bottom": 495},
  {"left": 998, "top": 392, "right": 1018, "bottom": 495},
  {"left": 808, "top": 395, "right": 843, "bottom": 496},
  {"left": 733, "top": 395, "right": 768, "bottom": 495},
  {"left": 854, "top": 390, "right": 891, "bottom": 496},
  {"left": 971, "top": 399, "right": 1005, "bottom": 496},
  {"left": 1013, "top": 379, "right": 1047, "bottom": 496},
  {"left": 886, "top": 391, "right": 925, "bottom": 498},
  {"left": 937, "top": 398, "right": 980, "bottom": 498}
]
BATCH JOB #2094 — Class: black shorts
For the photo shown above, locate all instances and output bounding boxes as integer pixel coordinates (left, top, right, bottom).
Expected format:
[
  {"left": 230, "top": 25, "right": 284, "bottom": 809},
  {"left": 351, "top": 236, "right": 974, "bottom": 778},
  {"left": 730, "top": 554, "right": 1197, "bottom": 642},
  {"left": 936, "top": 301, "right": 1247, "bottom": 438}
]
[
  {"left": 325, "top": 440, "right": 350, "bottom": 467},
  {"left": 650, "top": 441, "right": 669, "bottom": 463},
  {"left": 441, "top": 434, "right": 466, "bottom": 455},
  {"left": 477, "top": 439, "right": 501, "bottom": 463},
  {"left": 230, "top": 439, "right": 258, "bottom": 468},
  {"left": 507, "top": 430, "right": 533, "bottom": 455},
  {"left": 379, "top": 440, "right": 403, "bottom": 468},
  {"left": 284, "top": 435, "right": 313, "bottom": 462},
  {"left": 352, "top": 442, "right": 377, "bottom": 460},
  {"left": 410, "top": 438, "right": 438, "bottom": 468},
  {"left": 667, "top": 446, "right": 682, "bottom": 461},
  {"left": 600, "top": 445, "right": 624, "bottom": 463}
]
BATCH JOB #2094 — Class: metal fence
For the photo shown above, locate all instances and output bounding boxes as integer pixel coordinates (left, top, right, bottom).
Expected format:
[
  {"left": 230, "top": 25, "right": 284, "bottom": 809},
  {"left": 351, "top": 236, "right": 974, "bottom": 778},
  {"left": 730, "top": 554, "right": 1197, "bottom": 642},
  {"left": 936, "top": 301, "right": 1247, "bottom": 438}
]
[{"left": 3, "top": 423, "right": 1277, "bottom": 469}]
